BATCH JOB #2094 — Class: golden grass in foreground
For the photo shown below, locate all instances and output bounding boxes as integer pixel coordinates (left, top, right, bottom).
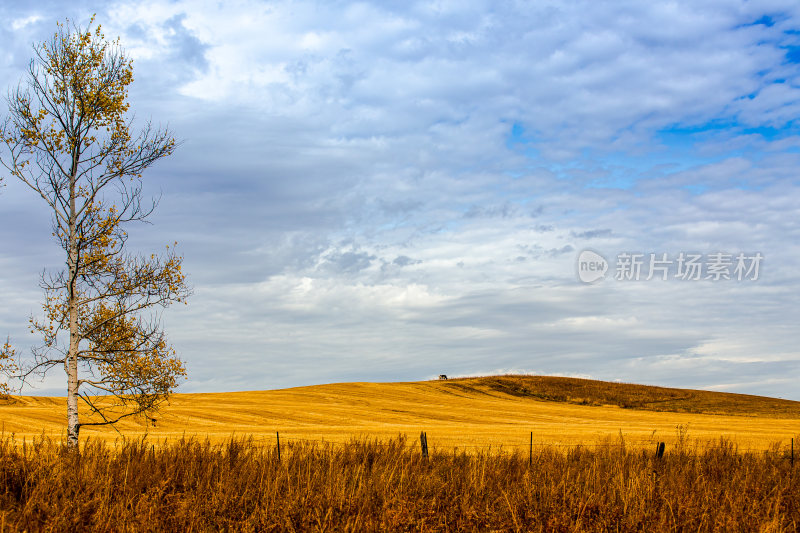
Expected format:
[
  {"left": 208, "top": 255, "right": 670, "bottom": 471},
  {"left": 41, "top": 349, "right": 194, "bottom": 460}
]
[
  {"left": 1, "top": 376, "right": 798, "bottom": 451},
  {"left": 0, "top": 435, "right": 797, "bottom": 532}
]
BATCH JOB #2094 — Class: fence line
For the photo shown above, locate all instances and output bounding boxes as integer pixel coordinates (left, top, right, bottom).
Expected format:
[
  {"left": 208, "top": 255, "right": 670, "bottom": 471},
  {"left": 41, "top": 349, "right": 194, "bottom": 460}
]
[
  {"left": 247, "top": 431, "right": 798, "bottom": 457},
  {"left": 8, "top": 430, "right": 789, "bottom": 458}
]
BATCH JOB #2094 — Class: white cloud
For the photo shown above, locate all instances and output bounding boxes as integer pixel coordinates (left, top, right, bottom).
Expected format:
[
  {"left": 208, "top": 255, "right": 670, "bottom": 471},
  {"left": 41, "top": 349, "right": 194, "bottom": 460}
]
[
  {"left": 0, "top": 0, "right": 798, "bottom": 399},
  {"left": 11, "top": 15, "right": 41, "bottom": 31}
]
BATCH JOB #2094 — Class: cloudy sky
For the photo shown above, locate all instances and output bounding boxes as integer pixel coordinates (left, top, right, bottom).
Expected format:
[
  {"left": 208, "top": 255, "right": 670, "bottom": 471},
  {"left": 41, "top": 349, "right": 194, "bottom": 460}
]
[{"left": 1, "top": 1, "right": 799, "bottom": 399}]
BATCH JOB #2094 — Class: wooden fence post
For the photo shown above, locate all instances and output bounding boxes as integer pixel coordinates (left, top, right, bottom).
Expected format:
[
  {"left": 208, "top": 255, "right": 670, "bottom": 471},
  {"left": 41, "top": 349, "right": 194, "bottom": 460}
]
[
  {"left": 420, "top": 431, "right": 428, "bottom": 458},
  {"left": 652, "top": 442, "right": 665, "bottom": 502},
  {"left": 529, "top": 431, "right": 533, "bottom": 467},
  {"left": 656, "top": 442, "right": 665, "bottom": 459},
  {"left": 276, "top": 431, "right": 281, "bottom": 461}
]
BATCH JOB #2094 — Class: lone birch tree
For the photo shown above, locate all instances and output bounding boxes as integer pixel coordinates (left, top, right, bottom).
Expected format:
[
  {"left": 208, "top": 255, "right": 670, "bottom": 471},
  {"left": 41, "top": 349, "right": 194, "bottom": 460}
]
[{"left": 0, "top": 18, "right": 190, "bottom": 446}]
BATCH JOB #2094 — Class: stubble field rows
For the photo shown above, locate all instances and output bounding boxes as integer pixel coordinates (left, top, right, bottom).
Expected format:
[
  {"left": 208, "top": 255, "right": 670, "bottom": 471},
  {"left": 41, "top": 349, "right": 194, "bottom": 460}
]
[{"left": 1, "top": 376, "right": 798, "bottom": 451}]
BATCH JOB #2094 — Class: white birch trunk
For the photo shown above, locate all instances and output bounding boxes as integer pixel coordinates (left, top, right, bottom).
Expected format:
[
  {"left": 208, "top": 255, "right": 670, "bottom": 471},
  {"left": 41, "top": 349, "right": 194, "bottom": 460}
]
[{"left": 66, "top": 166, "right": 80, "bottom": 448}]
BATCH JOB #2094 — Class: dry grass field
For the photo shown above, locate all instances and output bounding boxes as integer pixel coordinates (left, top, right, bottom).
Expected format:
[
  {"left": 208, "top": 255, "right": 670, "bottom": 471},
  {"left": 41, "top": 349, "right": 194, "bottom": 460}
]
[
  {"left": 0, "top": 434, "right": 798, "bottom": 531},
  {"left": 1, "top": 376, "right": 799, "bottom": 531},
  {"left": 1, "top": 375, "right": 798, "bottom": 451}
]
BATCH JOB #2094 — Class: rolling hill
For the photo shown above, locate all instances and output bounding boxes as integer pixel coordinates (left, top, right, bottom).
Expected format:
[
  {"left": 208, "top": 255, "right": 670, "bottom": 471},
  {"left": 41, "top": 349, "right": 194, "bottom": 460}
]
[
  {"left": 445, "top": 375, "right": 800, "bottom": 417},
  {"left": 1, "top": 375, "right": 798, "bottom": 451}
]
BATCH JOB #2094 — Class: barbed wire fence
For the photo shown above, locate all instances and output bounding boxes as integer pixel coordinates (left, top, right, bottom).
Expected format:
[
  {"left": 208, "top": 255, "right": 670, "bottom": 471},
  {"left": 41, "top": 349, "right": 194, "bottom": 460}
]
[
  {"left": 235, "top": 430, "right": 797, "bottom": 464},
  {"left": 3, "top": 426, "right": 795, "bottom": 465}
]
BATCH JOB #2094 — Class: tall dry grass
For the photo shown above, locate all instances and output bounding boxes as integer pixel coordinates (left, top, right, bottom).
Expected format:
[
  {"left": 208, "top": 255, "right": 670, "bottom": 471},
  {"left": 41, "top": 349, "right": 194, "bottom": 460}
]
[{"left": 0, "top": 435, "right": 797, "bottom": 532}]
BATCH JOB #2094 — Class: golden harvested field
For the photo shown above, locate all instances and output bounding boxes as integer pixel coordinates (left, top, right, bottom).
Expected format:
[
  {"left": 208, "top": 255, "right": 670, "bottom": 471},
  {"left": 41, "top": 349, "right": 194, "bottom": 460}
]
[{"left": 1, "top": 376, "right": 798, "bottom": 451}]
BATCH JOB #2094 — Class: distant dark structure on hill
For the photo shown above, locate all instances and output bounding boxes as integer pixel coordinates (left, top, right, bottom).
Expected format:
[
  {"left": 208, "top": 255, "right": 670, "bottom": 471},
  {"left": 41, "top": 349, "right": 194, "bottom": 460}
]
[{"left": 439, "top": 374, "right": 448, "bottom": 380}]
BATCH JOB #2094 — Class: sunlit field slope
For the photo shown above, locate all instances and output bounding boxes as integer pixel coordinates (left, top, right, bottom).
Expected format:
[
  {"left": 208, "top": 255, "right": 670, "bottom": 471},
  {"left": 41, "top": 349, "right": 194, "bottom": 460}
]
[{"left": 1, "top": 376, "right": 798, "bottom": 451}]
